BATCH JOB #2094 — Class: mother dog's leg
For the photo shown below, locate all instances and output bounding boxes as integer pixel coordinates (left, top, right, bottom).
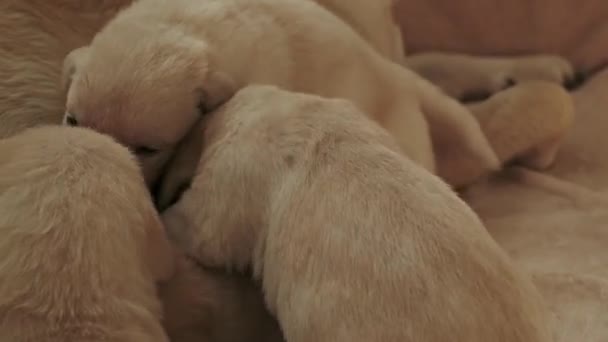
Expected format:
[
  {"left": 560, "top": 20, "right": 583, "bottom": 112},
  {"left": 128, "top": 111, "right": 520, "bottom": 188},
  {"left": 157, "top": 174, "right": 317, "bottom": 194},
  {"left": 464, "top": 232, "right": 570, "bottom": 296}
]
[{"left": 406, "top": 52, "right": 576, "bottom": 101}]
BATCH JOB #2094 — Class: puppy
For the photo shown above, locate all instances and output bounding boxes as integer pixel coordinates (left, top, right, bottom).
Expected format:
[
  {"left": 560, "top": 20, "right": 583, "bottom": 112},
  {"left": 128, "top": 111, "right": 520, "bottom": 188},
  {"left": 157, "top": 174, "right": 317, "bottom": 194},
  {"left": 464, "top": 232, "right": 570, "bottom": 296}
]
[
  {"left": 0, "top": 126, "right": 174, "bottom": 342},
  {"left": 61, "top": 0, "right": 497, "bottom": 188},
  {"left": 160, "top": 256, "right": 284, "bottom": 342},
  {"left": 163, "top": 85, "right": 552, "bottom": 342}
]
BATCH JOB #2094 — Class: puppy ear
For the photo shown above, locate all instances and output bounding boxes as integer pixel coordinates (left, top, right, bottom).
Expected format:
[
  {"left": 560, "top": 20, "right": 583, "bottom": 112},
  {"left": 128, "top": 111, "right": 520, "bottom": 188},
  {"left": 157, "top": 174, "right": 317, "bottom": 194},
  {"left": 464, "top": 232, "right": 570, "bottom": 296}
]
[
  {"left": 179, "top": 38, "right": 235, "bottom": 114},
  {"left": 145, "top": 214, "right": 177, "bottom": 282},
  {"left": 61, "top": 46, "right": 90, "bottom": 93}
]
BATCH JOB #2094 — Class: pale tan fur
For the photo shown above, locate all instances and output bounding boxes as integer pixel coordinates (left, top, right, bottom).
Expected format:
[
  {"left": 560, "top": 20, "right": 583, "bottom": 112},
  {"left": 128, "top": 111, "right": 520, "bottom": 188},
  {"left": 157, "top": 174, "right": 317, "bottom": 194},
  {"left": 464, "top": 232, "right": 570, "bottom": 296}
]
[
  {"left": 62, "top": 0, "right": 499, "bottom": 187},
  {"left": 0, "top": 0, "right": 130, "bottom": 140},
  {"left": 160, "top": 256, "right": 284, "bottom": 342},
  {"left": 469, "top": 82, "right": 575, "bottom": 169},
  {"left": 0, "top": 126, "right": 174, "bottom": 342},
  {"left": 310, "top": 0, "right": 406, "bottom": 64},
  {"left": 162, "top": 85, "right": 552, "bottom": 342}
]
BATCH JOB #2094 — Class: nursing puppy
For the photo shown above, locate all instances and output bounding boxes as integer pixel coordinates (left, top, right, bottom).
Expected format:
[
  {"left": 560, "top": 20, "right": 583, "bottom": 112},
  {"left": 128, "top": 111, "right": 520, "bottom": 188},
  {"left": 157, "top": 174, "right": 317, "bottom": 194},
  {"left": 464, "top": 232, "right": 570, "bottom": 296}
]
[
  {"left": 62, "top": 0, "right": 498, "bottom": 187},
  {"left": 163, "top": 85, "right": 552, "bottom": 342},
  {"left": 0, "top": 126, "right": 174, "bottom": 342}
]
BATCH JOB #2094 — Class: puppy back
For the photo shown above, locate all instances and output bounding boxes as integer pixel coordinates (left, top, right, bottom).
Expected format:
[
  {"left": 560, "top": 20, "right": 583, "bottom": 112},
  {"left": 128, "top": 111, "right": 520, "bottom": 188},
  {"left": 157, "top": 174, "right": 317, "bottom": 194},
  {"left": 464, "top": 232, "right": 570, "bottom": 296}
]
[{"left": 0, "top": 126, "right": 160, "bottom": 340}]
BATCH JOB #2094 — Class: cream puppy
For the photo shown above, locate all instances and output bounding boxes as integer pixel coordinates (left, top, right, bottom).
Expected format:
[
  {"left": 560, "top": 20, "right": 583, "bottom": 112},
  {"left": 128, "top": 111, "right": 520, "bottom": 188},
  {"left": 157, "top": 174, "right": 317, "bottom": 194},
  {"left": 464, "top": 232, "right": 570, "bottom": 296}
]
[
  {"left": 62, "top": 0, "right": 497, "bottom": 187},
  {"left": 162, "top": 85, "right": 552, "bottom": 342},
  {"left": 0, "top": 126, "right": 174, "bottom": 342}
]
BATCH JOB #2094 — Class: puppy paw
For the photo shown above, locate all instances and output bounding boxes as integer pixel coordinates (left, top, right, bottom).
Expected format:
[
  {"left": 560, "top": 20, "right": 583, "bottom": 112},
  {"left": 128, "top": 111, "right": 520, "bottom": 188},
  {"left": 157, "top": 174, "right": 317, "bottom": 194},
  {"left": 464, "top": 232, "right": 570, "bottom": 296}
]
[
  {"left": 501, "top": 55, "right": 575, "bottom": 88},
  {"left": 462, "top": 55, "right": 575, "bottom": 103}
]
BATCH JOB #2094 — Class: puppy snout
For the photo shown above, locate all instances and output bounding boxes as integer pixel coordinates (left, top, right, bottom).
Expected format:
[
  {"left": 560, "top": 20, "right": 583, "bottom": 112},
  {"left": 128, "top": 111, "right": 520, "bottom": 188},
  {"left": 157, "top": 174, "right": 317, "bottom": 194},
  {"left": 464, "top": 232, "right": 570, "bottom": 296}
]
[{"left": 64, "top": 114, "right": 78, "bottom": 126}]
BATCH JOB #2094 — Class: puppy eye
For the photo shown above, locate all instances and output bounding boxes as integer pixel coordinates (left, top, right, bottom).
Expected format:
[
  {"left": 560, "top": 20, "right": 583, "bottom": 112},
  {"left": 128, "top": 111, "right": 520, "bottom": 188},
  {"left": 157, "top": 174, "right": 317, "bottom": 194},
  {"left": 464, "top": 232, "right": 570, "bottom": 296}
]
[
  {"left": 198, "top": 101, "right": 208, "bottom": 115},
  {"left": 134, "top": 146, "right": 160, "bottom": 156},
  {"left": 65, "top": 114, "right": 78, "bottom": 126}
]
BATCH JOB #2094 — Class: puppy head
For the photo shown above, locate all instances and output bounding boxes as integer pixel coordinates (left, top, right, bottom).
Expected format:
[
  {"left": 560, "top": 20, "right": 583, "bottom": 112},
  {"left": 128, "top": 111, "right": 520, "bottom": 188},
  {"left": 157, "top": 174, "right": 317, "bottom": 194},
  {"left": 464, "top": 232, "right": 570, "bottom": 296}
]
[{"left": 62, "top": 27, "right": 234, "bottom": 186}]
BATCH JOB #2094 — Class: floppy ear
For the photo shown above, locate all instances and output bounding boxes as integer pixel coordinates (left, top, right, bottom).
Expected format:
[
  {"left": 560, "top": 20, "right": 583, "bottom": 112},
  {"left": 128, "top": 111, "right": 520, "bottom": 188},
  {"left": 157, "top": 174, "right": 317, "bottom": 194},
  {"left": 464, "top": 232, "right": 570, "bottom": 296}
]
[
  {"left": 180, "top": 40, "right": 237, "bottom": 114},
  {"left": 61, "top": 46, "right": 90, "bottom": 93},
  {"left": 145, "top": 214, "right": 177, "bottom": 282}
]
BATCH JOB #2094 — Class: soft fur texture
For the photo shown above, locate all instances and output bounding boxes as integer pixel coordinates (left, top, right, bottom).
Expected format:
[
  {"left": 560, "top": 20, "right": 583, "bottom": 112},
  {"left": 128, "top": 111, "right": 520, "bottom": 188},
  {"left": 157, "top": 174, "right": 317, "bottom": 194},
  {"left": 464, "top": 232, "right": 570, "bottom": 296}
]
[
  {"left": 160, "top": 256, "right": 284, "bottom": 342},
  {"left": 0, "top": 126, "right": 174, "bottom": 342},
  {"left": 61, "top": 0, "right": 499, "bottom": 187},
  {"left": 0, "top": 0, "right": 130, "bottom": 140},
  {"left": 1, "top": 3, "right": 286, "bottom": 342},
  {"left": 470, "top": 82, "right": 575, "bottom": 169},
  {"left": 163, "top": 85, "right": 551, "bottom": 342}
]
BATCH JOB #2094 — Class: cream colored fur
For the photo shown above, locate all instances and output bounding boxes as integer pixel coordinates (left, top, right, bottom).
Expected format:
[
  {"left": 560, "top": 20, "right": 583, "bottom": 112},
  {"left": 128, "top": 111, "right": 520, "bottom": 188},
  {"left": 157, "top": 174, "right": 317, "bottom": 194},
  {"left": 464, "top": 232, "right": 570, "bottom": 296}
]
[
  {"left": 162, "top": 85, "right": 551, "bottom": 342},
  {"left": 0, "top": 0, "right": 130, "bottom": 140},
  {"left": 62, "top": 0, "right": 499, "bottom": 187},
  {"left": 0, "top": 126, "right": 174, "bottom": 342}
]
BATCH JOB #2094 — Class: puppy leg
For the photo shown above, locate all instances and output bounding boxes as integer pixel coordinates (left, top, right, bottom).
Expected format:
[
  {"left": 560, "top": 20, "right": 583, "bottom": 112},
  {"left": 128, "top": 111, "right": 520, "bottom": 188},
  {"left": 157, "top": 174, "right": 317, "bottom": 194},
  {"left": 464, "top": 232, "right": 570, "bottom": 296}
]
[
  {"left": 405, "top": 52, "right": 575, "bottom": 101},
  {"left": 467, "top": 81, "right": 575, "bottom": 171},
  {"left": 161, "top": 143, "right": 261, "bottom": 270}
]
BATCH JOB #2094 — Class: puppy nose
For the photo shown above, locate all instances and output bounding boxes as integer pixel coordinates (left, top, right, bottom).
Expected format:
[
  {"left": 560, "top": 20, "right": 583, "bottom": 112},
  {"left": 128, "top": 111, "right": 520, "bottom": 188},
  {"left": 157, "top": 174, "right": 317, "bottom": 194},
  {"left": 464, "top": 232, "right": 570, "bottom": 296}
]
[{"left": 65, "top": 115, "right": 78, "bottom": 127}]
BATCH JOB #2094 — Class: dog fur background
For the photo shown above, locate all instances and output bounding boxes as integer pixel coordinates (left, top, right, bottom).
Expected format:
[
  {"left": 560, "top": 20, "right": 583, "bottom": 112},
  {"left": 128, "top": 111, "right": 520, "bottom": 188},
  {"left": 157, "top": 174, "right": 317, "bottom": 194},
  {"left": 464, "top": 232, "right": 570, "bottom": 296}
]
[{"left": 0, "top": 0, "right": 130, "bottom": 139}]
